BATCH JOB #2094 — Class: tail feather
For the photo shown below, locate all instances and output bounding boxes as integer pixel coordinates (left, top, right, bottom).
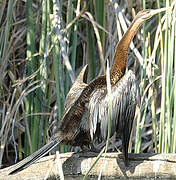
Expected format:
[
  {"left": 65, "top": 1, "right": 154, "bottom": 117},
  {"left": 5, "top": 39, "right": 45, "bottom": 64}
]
[{"left": 9, "top": 137, "right": 63, "bottom": 174}]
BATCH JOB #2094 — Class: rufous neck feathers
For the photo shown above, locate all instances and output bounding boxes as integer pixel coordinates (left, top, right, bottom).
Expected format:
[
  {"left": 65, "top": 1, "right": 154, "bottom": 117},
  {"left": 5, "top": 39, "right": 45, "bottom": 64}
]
[{"left": 110, "top": 14, "right": 146, "bottom": 84}]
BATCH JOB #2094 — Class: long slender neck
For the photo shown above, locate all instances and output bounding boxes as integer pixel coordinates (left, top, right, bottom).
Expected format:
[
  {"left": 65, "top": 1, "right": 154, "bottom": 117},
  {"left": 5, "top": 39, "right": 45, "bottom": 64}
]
[{"left": 110, "top": 17, "right": 144, "bottom": 84}]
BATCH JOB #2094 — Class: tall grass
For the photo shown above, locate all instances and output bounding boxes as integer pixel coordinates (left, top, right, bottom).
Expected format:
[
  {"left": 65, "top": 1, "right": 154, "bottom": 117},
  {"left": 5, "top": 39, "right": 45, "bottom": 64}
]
[
  {"left": 0, "top": 0, "right": 175, "bottom": 173},
  {"left": 134, "top": 0, "right": 176, "bottom": 154}
]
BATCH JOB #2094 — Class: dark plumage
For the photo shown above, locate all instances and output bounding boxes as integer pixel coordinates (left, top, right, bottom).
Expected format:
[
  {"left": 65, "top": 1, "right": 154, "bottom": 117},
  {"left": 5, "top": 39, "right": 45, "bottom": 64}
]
[
  {"left": 9, "top": 8, "right": 166, "bottom": 174},
  {"left": 89, "top": 70, "right": 139, "bottom": 159}
]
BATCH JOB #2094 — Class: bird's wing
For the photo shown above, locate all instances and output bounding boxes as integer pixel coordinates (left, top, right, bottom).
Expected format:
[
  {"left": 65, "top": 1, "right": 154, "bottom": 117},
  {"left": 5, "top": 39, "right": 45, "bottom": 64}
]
[
  {"left": 64, "top": 64, "right": 88, "bottom": 110},
  {"left": 88, "top": 70, "right": 139, "bottom": 141}
]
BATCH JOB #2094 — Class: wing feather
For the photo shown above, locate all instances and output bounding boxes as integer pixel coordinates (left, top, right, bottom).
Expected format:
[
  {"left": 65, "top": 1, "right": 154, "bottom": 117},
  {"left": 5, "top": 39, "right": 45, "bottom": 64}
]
[{"left": 88, "top": 70, "right": 139, "bottom": 141}]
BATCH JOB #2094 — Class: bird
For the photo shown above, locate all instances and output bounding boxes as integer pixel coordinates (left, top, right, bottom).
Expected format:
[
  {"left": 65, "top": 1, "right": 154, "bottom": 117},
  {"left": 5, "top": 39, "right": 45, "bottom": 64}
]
[{"left": 9, "top": 8, "right": 166, "bottom": 174}]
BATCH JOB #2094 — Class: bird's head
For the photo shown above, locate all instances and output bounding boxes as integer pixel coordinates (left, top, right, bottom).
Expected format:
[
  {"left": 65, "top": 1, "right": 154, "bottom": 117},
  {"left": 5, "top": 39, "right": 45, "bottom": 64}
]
[{"left": 135, "top": 8, "right": 166, "bottom": 23}]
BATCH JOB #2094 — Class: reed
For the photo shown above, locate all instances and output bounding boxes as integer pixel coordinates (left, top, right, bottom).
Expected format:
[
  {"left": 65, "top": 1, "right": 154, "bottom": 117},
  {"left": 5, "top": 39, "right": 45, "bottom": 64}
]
[{"left": 134, "top": 0, "right": 176, "bottom": 154}]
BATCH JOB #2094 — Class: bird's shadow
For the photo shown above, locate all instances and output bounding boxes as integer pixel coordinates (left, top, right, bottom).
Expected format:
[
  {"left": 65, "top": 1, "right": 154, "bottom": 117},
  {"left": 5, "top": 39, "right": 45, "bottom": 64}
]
[
  {"left": 116, "top": 153, "right": 157, "bottom": 178},
  {"left": 60, "top": 152, "right": 157, "bottom": 179}
]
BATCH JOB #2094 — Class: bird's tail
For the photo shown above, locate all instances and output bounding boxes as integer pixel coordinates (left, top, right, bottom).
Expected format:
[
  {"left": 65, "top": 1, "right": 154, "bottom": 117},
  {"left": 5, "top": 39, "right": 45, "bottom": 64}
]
[{"left": 9, "top": 136, "right": 63, "bottom": 174}]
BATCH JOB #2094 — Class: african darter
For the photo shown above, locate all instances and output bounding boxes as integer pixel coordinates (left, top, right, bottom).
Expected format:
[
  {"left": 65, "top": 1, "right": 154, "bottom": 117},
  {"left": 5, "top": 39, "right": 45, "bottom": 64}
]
[{"left": 9, "top": 8, "right": 165, "bottom": 174}]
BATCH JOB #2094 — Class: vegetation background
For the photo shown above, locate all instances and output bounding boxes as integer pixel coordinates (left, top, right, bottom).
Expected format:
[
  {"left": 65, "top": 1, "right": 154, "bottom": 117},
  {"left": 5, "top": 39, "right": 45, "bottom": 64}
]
[{"left": 0, "top": 0, "right": 175, "bottom": 169}]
